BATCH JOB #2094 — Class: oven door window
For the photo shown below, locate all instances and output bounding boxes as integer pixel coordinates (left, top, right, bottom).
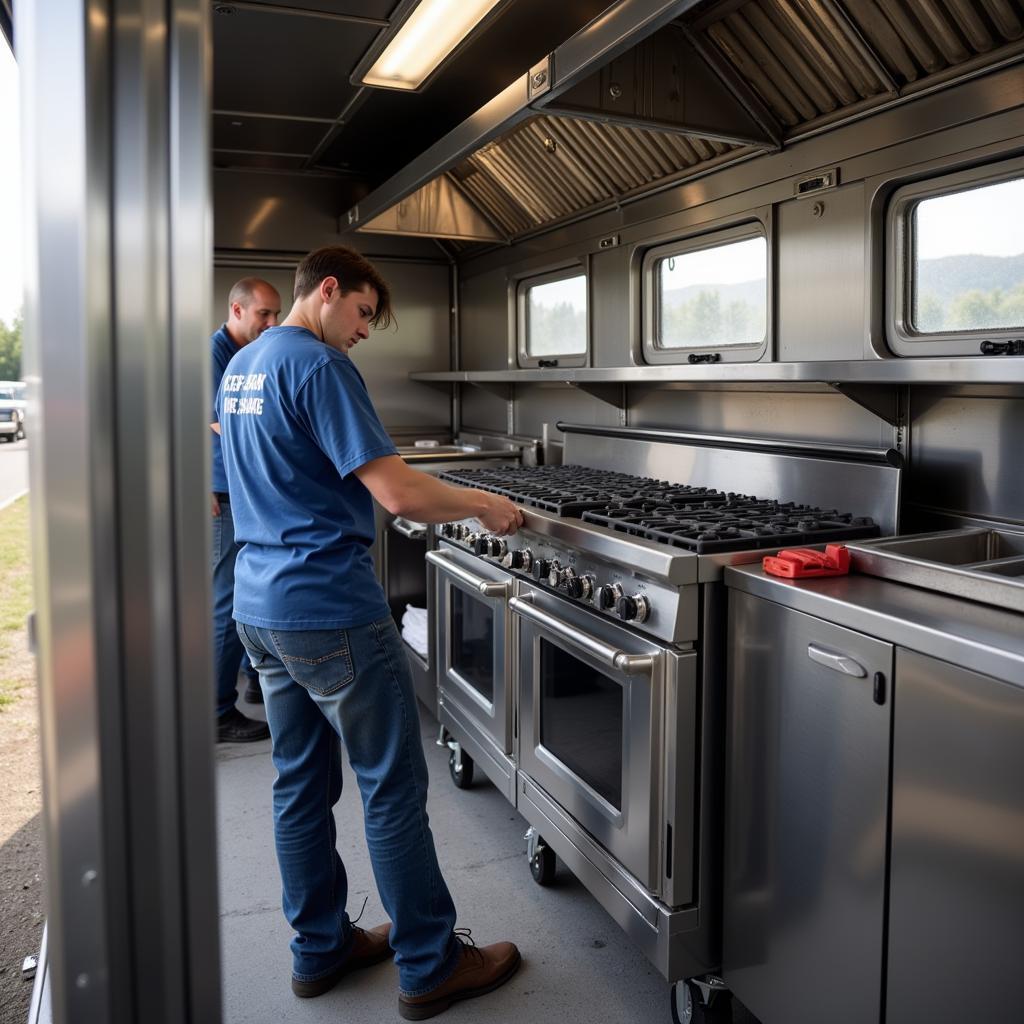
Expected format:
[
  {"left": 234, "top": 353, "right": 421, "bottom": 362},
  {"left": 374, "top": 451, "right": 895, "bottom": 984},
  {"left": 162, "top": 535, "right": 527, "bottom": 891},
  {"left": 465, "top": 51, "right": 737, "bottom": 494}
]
[
  {"left": 538, "top": 638, "right": 623, "bottom": 810},
  {"left": 450, "top": 587, "right": 494, "bottom": 703}
]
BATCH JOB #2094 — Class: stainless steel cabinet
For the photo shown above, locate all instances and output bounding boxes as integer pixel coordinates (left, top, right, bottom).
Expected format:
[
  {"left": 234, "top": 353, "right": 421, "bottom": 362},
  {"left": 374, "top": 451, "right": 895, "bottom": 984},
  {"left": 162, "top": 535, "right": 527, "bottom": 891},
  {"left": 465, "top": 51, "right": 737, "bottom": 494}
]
[
  {"left": 723, "top": 592, "right": 893, "bottom": 1024},
  {"left": 886, "top": 650, "right": 1024, "bottom": 1024}
]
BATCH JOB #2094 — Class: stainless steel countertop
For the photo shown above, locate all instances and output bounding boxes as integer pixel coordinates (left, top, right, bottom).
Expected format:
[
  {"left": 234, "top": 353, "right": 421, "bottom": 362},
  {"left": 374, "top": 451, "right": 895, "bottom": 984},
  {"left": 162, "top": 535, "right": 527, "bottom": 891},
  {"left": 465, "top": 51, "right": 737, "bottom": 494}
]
[{"left": 725, "top": 565, "right": 1024, "bottom": 687}]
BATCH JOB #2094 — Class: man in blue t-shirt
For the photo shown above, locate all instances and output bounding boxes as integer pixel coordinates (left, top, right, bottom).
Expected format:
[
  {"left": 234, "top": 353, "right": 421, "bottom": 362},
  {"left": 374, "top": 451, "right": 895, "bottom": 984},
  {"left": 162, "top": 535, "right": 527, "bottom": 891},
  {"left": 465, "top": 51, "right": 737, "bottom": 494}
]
[
  {"left": 215, "top": 246, "right": 523, "bottom": 1018},
  {"left": 211, "top": 277, "right": 281, "bottom": 742}
]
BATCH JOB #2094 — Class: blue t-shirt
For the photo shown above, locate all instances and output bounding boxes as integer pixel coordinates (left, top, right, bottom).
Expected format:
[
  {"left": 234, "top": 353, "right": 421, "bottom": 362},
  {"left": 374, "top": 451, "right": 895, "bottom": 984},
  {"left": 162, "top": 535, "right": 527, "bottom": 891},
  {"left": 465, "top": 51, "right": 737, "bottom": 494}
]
[
  {"left": 210, "top": 324, "right": 240, "bottom": 493},
  {"left": 215, "top": 325, "right": 397, "bottom": 629}
]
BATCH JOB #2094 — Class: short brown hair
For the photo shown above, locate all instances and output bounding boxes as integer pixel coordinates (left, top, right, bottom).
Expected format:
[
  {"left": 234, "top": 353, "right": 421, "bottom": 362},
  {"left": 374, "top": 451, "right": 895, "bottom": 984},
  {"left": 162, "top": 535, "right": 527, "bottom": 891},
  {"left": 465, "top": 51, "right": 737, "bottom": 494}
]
[{"left": 293, "top": 246, "right": 393, "bottom": 329}]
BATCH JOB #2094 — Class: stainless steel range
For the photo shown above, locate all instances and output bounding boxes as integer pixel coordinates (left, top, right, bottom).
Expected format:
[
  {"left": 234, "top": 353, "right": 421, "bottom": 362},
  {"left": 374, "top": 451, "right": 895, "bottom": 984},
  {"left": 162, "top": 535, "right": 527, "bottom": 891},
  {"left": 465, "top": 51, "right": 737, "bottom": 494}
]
[{"left": 427, "top": 427, "right": 900, "bottom": 990}]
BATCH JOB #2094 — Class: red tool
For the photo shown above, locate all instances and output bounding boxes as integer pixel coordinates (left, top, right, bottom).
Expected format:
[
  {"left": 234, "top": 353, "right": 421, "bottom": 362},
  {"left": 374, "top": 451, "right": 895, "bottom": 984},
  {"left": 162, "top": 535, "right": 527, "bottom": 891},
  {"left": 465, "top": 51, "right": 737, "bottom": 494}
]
[{"left": 763, "top": 544, "right": 851, "bottom": 579}]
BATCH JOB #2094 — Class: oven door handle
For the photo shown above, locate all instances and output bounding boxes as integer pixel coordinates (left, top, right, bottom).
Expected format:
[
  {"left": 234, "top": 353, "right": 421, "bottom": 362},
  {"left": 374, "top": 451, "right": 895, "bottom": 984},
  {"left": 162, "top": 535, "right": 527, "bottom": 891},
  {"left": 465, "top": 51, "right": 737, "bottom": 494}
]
[
  {"left": 509, "top": 596, "right": 655, "bottom": 675},
  {"left": 426, "top": 549, "right": 511, "bottom": 598},
  {"left": 390, "top": 517, "right": 427, "bottom": 540}
]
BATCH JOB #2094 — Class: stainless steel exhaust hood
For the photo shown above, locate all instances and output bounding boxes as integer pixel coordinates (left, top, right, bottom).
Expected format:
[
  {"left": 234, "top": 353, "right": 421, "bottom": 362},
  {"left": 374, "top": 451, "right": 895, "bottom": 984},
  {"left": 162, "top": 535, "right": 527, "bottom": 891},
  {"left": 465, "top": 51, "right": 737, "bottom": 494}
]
[
  {"left": 347, "top": 0, "right": 778, "bottom": 242},
  {"left": 349, "top": 0, "right": 1024, "bottom": 245}
]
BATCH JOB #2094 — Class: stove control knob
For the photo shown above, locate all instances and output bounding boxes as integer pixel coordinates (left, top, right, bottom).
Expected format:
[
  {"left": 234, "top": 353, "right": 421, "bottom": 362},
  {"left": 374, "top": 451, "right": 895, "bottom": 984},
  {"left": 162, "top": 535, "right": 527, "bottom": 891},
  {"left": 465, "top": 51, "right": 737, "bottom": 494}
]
[
  {"left": 455, "top": 524, "right": 470, "bottom": 541},
  {"left": 440, "top": 522, "right": 455, "bottom": 538},
  {"left": 473, "top": 535, "right": 490, "bottom": 555},
  {"left": 504, "top": 548, "right": 532, "bottom": 571},
  {"left": 547, "top": 560, "right": 563, "bottom": 587},
  {"left": 487, "top": 537, "right": 506, "bottom": 558},
  {"left": 615, "top": 594, "right": 650, "bottom": 623},
  {"left": 596, "top": 583, "right": 623, "bottom": 610},
  {"left": 564, "top": 573, "right": 594, "bottom": 600},
  {"left": 532, "top": 558, "right": 551, "bottom": 581}
]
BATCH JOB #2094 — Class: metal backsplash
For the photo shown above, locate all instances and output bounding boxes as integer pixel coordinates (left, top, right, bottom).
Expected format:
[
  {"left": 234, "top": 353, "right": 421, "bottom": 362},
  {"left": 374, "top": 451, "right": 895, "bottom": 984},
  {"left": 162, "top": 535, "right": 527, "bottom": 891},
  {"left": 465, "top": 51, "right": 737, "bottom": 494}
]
[{"left": 562, "top": 425, "right": 902, "bottom": 536}]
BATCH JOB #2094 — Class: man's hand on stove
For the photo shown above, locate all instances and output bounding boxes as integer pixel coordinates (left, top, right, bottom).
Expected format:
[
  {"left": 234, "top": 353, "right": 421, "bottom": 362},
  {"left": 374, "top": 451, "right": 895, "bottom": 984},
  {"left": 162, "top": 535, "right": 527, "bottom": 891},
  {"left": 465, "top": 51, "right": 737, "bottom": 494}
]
[{"left": 477, "top": 492, "right": 524, "bottom": 536}]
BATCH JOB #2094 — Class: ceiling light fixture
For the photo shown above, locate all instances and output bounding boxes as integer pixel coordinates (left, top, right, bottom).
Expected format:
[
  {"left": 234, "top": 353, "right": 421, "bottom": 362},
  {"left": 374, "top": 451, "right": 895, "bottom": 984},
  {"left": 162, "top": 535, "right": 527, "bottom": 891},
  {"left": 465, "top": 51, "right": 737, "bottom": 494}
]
[{"left": 360, "top": 0, "right": 506, "bottom": 92}]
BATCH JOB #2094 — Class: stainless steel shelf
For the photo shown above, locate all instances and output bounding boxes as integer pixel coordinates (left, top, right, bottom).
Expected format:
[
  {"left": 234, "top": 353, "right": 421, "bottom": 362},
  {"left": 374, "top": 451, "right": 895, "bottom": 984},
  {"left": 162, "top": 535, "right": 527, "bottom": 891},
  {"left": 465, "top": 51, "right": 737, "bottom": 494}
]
[{"left": 409, "top": 359, "right": 1024, "bottom": 385}]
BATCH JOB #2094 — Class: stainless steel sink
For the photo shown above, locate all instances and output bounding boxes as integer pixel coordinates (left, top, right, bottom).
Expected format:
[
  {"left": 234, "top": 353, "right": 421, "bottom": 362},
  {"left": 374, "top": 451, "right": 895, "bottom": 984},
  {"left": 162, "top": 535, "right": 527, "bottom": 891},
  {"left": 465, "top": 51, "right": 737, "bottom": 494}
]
[
  {"left": 847, "top": 528, "right": 1024, "bottom": 612},
  {"left": 396, "top": 443, "right": 521, "bottom": 463}
]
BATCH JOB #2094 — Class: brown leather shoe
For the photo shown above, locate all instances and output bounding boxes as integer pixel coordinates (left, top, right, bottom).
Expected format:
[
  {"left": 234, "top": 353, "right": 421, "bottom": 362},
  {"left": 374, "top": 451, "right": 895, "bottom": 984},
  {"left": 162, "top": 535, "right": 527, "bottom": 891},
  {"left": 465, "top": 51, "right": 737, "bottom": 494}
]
[
  {"left": 291, "top": 922, "right": 393, "bottom": 998},
  {"left": 398, "top": 931, "right": 521, "bottom": 1020}
]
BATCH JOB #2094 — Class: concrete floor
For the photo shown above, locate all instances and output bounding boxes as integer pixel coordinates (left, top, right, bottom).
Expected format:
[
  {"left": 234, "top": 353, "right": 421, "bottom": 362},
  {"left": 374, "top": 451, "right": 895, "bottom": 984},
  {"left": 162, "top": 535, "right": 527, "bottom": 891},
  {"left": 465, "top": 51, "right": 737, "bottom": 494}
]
[{"left": 215, "top": 699, "right": 676, "bottom": 1024}]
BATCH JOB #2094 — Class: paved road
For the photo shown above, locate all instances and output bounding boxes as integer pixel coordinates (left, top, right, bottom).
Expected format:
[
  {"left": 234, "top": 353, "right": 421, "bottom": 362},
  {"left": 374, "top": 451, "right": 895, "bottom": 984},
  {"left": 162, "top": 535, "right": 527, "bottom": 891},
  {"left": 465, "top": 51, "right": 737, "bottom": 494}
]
[{"left": 0, "top": 439, "right": 29, "bottom": 507}]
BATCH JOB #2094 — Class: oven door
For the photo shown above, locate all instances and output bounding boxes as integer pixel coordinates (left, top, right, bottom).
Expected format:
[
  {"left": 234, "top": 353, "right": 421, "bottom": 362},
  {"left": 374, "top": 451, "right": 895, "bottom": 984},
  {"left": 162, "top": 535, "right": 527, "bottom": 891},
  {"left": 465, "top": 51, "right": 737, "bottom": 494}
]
[
  {"left": 427, "top": 543, "right": 513, "bottom": 757},
  {"left": 512, "top": 581, "right": 679, "bottom": 892}
]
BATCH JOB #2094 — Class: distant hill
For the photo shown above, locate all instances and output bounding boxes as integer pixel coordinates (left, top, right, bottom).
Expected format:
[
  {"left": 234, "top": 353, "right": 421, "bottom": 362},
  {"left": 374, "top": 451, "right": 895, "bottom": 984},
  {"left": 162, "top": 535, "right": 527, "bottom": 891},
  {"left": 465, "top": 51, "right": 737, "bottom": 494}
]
[
  {"left": 660, "top": 252, "right": 1024, "bottom": 311},
  {"left": 663, "top": 278, "right": 764, "bottom": 309},
  {"left": 917, "top": 252, "right": 1024, "bottom": 297}
]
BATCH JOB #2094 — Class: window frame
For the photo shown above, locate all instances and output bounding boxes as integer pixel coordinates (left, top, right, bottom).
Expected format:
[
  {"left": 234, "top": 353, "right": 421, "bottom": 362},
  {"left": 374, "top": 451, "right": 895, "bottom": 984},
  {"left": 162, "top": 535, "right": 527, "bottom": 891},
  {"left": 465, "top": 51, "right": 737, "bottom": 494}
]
[
  {"left": 641, "top": 219, "right": 771, "bottom": 365},
  {"left": 516, "top": 263, "right": 589, "bottom": 369},
  {"left": 886, "top": 156, "right": 1024, "bottom": 357}
]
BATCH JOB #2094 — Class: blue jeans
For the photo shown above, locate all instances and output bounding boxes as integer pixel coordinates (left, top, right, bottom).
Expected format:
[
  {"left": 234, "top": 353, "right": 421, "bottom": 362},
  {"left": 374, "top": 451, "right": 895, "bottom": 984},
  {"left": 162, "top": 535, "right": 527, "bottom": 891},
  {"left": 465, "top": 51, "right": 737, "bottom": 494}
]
[
  {"left": 236, "top": 616, "right": 460, "bottom": 994},
  {"left": 211, "top": 500, "right": 258, "bottom": 718}
]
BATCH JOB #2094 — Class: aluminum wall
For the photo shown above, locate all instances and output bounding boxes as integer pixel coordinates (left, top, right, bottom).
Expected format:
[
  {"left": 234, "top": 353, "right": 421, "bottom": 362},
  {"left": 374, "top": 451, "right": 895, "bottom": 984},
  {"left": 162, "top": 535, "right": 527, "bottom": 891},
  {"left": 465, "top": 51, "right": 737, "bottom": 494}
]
[
  {"left": 212, "top": 169, "right": 455, "bottom": 436},
  {"left": 455, "top": 66, "right": 1024, "bottom": 523},
  {"left": 211, "top": 259, "right": 452, "bottom": 434},
  {"left": 20, "top": 0, "right": 220, "bottom": 1020}
]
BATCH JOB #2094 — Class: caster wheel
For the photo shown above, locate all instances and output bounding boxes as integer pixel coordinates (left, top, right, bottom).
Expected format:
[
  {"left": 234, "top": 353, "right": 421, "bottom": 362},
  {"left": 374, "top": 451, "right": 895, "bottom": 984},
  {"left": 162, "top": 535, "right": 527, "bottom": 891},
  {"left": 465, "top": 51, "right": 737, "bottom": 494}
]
[
  {"left": 670, "top": 980, "right": 732, "bottom": 1024},
  {"left": 448, "top": 748, "right": 474, "bottom": 789},
  {"left": 529, "top": 841, "right": 556, "bottom": 885}
]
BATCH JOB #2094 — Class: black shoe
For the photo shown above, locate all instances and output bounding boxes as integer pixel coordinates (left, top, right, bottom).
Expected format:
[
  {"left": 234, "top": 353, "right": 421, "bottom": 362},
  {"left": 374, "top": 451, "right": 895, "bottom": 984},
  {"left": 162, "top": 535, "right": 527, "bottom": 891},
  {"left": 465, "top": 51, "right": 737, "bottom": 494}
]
[
  {"left": 217, "top": 707, "right": 270, "bottom": 743},
  {"left": 243, "top": 677, "right": 263, "bottom": 704}
]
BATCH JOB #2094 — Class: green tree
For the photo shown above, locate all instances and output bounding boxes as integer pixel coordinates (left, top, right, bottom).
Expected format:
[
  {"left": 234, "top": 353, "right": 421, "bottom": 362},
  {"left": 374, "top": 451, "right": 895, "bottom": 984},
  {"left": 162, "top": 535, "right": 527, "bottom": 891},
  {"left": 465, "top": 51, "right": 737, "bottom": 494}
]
[
  {"left": 0, "top": 312, "right": 23, "bottom": 380},
  {"left": 915, "top": 292, "right": 946, "bottom": 332}
]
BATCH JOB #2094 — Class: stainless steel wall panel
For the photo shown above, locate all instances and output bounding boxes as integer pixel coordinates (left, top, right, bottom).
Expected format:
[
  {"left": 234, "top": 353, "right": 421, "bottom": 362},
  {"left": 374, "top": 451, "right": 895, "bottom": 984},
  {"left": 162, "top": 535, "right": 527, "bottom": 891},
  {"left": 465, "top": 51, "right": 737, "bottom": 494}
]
[
  {"left": 513, "top": 384, "right": 621, "bottom": 441},
  {"left": 19, "top": 0, "right": 123, "bottom": 1016},
  {"left": 590, "top": 245, "right": 636, "bottom": 369},
  {"left": 459, "top": 385, "right": 511, "bottom": 434},
  {"left": 355, "top": 262, "right": 452, "bottom": 430},
  {"left": 627, "top": 390, "right": 890, "bottom": 450},
  {"left": 907, "top": 393, "right": 1024, "bottom": 523},
  {"left": 777, "top": 182, "right": 868, "bottom": 361},
  {"left": 212, "top": 261, "right": 452, "bottom": 432},
  {"left": 20, "top": 0, "right": 222, "bottom": 1020},
  {"left": 460, "top": 268, "right": 512, "bottom": 370}
]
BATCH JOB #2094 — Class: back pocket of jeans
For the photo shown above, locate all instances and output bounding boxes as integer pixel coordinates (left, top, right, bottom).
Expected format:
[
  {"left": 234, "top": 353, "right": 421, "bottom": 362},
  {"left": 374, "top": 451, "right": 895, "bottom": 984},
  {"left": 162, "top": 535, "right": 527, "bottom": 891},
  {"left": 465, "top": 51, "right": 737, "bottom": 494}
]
[{"left": 269, "top": 629, "right": 354, "bottom": 696}]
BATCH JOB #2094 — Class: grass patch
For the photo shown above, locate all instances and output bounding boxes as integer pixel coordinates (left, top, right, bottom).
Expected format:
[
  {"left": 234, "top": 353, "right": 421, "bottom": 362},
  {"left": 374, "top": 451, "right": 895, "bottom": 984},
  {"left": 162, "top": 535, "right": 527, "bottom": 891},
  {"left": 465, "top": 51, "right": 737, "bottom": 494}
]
[{"left": 0, "top": 495, "right": 33, "bottom": 708}]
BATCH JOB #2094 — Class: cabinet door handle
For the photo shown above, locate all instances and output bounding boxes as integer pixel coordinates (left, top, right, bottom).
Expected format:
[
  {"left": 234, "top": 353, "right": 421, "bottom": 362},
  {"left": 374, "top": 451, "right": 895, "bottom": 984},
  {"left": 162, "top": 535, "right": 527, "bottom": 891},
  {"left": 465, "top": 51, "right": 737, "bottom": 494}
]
[{"left": 807, "top": 643, "right": 867, "bottom": 677}]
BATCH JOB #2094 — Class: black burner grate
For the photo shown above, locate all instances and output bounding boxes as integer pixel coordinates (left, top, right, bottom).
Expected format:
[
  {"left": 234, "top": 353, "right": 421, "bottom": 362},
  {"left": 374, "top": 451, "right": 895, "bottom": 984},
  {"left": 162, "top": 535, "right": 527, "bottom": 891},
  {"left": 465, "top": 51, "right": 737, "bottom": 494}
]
[{"left": 438, "top": 464, "right": 879, "bottom": 553}]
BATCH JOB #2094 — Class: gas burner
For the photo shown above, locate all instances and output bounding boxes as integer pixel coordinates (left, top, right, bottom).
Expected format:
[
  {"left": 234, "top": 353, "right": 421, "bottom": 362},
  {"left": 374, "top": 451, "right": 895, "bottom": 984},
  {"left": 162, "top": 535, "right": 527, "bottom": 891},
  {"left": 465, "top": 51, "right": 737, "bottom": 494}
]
[{"left": 439, "top": 463, "right": 880, "bottom": 553}]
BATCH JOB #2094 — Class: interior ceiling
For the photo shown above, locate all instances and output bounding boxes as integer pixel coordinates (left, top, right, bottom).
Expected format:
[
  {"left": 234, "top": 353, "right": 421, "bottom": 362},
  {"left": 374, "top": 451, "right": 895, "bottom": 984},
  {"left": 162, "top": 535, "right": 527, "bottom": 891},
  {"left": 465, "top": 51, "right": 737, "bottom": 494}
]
[
  {"left": 415, "top": 0, "right": 1024, "bottom": 247},
  {"left": 7, "top": 0, "right": 1018, "bottom": 247},
  {"left": 211, "top": 0, "right": 615, "bottom": 190}
]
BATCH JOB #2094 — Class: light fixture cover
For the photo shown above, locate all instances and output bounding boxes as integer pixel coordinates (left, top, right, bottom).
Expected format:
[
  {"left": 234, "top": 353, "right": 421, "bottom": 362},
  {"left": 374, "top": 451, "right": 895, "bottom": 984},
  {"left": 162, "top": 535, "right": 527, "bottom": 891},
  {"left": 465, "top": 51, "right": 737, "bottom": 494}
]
[{"left": 362, "top": 0, "right": 504, "bottom": 91}]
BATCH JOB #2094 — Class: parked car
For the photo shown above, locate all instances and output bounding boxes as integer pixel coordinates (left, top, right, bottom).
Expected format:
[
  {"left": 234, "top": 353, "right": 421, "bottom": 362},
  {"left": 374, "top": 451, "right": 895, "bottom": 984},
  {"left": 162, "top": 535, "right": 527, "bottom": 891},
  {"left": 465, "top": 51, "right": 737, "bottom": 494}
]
[{"left": 0, "top": 383, "right": 26, "bottom": 442}]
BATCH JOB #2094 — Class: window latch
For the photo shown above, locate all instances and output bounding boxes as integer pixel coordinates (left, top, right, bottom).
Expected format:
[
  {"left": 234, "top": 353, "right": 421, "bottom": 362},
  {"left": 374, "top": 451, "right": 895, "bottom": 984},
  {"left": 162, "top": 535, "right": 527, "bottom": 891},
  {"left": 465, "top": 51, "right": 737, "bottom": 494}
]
[
  {"left": 980, "top": 339, "right": 1024, "bottom": 356},
  {"left": 688, "top": 352, "right": 722, "bottom": 364},
  {"left": 537, "top": 358, "right": 559, "bottom": 367}
]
